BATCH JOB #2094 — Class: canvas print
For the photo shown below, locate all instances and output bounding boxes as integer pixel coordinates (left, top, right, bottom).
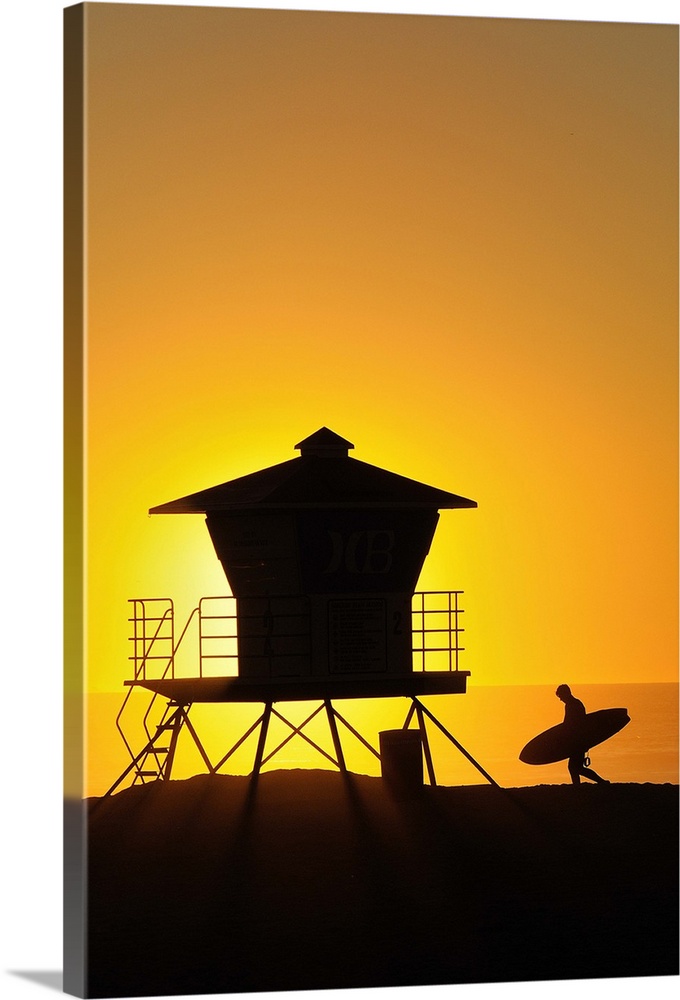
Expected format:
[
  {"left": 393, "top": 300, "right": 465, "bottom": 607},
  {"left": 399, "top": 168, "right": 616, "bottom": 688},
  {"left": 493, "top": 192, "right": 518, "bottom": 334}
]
[{"left": 63, "top": 3, "right": 678, "bottom": 997}]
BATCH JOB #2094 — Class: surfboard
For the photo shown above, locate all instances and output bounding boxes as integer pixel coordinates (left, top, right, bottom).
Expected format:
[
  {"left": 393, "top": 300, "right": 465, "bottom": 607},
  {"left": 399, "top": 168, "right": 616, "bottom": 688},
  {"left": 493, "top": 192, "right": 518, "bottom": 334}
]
[{"left": 519, "top": 707, "right": 630, "bottom": 765}]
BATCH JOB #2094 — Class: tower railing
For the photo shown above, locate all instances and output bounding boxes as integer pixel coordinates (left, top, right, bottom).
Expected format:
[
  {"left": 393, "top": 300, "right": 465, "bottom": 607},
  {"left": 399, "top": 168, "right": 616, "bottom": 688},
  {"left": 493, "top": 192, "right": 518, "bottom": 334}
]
[
  {"left": 411, "top": 590, "right": 465, "bottom": 672},
  {"left": 127, "top": 590, "right": 466, "bottom": 680},
  {"left": 128, "top": 598, "right": 175, "bottom": 678}
]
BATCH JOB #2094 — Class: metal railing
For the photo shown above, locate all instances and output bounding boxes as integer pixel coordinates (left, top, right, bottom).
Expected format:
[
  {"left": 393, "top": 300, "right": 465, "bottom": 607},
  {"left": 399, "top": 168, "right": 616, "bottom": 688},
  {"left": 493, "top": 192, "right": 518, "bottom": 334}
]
[
  {"left": 128, "top": 599, "right": 175, "bottom": 679},
  {"left": 127, "top": 590, "right": 465, "bottom": 680},
  {"left": 411, "top": 590, "right": 465, "bottom": 672},
  {"left": 197, "top": 596, "right": 238, "bottom": 677}
]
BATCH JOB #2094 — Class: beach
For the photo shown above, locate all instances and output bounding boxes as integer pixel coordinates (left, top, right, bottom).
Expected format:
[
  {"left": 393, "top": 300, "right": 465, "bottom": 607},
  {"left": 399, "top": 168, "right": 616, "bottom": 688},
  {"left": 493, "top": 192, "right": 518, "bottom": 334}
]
[{"left": 80, "top": 770, "right": 678, "bottom": 997}]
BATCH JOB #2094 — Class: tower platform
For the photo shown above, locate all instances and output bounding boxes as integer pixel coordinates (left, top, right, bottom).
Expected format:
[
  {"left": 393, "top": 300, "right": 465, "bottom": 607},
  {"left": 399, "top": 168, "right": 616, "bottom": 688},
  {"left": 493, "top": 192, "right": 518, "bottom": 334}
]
[{"left": 125, "top": 670, "right": 470, "bottom": 704}]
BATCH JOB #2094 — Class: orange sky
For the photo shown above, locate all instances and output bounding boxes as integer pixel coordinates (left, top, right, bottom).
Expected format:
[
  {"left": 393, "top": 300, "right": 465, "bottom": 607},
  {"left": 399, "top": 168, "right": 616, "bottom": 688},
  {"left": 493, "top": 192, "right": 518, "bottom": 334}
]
[{"left": 78, "top": 3, "right": 677, "bottom": 699}]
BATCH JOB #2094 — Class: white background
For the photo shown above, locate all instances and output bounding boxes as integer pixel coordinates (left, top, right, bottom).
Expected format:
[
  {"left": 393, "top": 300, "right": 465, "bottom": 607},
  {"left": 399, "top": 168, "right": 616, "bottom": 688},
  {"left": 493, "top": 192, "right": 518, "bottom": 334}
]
[{"left": 1, "top": 1, "right": 677, "bottom": 999}]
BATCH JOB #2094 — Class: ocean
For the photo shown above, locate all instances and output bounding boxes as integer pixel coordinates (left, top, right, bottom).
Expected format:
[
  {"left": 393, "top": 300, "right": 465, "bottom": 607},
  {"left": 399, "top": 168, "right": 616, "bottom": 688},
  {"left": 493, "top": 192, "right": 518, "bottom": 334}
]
[{"left": 86, "top": 682, "right": 678, "bottom": 798}]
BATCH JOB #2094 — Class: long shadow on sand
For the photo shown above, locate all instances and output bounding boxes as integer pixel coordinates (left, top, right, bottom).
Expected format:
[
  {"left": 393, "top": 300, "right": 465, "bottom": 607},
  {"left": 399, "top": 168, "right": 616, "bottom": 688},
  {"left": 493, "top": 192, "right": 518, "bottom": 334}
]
[{"left": 83, "top": 771, "right": 678, "bottom": 997}]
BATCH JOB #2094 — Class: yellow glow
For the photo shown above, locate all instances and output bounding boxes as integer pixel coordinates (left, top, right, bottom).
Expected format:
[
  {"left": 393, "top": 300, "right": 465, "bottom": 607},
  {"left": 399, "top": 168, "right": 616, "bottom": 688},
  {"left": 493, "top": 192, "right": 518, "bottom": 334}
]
[{"left": 77, "top": 6, "right": 678, "bottom": 791}]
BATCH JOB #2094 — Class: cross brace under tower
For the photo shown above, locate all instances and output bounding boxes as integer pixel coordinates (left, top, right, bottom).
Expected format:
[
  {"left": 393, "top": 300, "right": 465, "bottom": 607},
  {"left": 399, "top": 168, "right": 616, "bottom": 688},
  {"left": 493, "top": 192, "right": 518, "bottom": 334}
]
[{"left": 105, "top": 696, "right": 498, "bottom": 796}]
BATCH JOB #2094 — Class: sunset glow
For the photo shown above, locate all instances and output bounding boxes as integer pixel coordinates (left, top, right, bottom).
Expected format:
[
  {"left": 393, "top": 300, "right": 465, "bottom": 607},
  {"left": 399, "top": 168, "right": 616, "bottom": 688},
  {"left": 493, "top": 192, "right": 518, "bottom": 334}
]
[{"left": 72, "top": 5, "right": 678, "bottom": 792}]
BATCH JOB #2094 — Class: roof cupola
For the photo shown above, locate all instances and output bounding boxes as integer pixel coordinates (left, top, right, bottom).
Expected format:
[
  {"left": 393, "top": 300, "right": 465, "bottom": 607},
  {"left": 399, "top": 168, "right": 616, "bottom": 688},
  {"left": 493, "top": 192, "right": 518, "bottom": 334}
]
[{"left": 295, "top": 427, "right": 354, "bottom": 458}]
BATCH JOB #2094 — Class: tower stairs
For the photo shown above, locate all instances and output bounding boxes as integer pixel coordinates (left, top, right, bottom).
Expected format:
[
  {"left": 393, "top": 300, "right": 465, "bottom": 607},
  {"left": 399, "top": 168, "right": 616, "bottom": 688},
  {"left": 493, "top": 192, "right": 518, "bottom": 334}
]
[{"left": 126, "top": 701, "right": 182, "bottom": 784}]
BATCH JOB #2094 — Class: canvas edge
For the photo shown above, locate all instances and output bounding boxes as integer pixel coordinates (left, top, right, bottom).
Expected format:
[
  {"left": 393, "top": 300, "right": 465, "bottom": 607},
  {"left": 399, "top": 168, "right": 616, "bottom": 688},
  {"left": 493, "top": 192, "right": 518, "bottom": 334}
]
[{"left": 63, "top": 3, "right": 87, "bottom": 997}]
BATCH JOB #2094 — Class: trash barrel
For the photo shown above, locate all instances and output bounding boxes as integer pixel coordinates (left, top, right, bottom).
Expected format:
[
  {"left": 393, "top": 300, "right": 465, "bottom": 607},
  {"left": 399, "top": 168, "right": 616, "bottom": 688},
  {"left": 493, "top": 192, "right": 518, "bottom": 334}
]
[{"left": 379, "top": 729, "right": 423, "bottom": 798}]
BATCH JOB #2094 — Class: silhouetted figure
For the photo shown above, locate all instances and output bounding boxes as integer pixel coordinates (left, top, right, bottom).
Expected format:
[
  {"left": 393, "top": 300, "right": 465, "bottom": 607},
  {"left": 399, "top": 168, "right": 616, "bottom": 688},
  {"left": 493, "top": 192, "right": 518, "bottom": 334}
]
[{"left": 556, "top": 684, "right": 610, "bottom": 785}]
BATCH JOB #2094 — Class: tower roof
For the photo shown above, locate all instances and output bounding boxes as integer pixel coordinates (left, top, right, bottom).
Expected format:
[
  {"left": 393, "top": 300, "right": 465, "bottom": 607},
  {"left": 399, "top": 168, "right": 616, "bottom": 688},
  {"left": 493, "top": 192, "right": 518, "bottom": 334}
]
[{"left": 149, "top": 427, "right": 477, "bottom": 513}]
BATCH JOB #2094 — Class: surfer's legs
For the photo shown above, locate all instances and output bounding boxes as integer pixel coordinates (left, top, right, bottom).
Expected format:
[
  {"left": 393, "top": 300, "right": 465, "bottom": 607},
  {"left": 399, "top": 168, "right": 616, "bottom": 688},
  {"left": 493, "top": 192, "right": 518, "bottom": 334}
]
[
  {"left": 567, "top": 756, "right": 582, "bottom": 784},
  {"left": 568, "top": 754, "right": 610, "bottom": 784},
  {"left": 580, "top": 766, "right": 610, "bottom": 784}
]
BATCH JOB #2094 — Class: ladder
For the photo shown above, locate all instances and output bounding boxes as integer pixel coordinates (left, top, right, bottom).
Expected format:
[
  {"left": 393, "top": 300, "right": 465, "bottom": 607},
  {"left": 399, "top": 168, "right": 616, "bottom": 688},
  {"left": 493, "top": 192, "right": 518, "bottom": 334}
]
[{"left": 110, "top": 701, "right": 186, "bottom": 791}]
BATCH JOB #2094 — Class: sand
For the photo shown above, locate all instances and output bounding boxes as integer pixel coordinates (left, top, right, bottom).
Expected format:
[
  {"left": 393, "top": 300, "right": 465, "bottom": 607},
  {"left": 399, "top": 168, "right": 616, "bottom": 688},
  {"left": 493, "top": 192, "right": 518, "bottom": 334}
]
[{"left": 78, "top": 770, "right": 678, "bottom": 997}]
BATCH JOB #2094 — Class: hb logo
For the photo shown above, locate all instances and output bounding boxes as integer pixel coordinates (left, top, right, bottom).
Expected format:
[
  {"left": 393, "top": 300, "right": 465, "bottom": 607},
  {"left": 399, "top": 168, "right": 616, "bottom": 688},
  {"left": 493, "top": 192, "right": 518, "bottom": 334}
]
[{"left": 323, "top": 530, "right": 395, "bottom": 574}]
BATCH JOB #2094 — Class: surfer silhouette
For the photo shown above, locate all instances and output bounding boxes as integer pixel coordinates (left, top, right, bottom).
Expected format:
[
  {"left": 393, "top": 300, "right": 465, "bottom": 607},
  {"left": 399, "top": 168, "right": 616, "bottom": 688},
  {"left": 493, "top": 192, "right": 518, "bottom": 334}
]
[{"left": 556, "top": 685, "right": 610, "bottom": 785}]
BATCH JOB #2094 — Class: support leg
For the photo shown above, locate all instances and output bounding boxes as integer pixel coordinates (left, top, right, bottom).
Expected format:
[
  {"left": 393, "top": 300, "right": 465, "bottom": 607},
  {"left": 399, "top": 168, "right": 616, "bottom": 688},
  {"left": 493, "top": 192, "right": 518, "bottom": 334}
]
[
  {"left": 213, "top": 716, "right": 265, "bottom": 773},
  {"left": 415, "top": 698, "right": 500, "bottom": 787},
  {"left": 415, "top": 700, "right": 437, "bottom": 787},
  {"left": 162, "top": 705, "right": 185, "bottom": 780},
  {"left": 252, "top": 701, "right": 272, "bottom": 777},
  {"left": 325, "top": 700, "right": 347, "bottom": 774},
  {"left": 402, "top": 700, "right": 417, "bottom": 730},
  {"left": 181, "top": 709, "right": 215, "bottom": 775}
]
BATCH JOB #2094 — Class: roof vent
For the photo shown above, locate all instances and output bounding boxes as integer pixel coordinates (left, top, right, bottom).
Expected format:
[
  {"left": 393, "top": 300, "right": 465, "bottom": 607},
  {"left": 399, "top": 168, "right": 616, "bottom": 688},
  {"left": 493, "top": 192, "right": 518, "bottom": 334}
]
[{"left": 294, "top": 427, "right": 354, "bottom": 458}]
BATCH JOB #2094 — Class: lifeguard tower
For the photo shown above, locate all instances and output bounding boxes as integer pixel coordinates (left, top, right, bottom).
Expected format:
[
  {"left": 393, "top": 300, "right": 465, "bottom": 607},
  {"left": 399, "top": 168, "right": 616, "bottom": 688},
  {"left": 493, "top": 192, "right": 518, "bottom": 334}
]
[{"left": 107, "top": 428, "right": 497, "bottom": 793}]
